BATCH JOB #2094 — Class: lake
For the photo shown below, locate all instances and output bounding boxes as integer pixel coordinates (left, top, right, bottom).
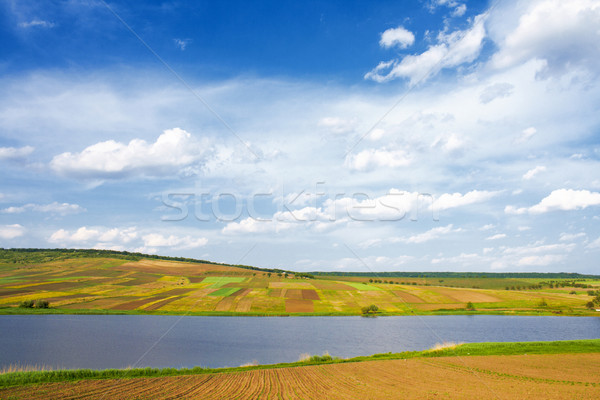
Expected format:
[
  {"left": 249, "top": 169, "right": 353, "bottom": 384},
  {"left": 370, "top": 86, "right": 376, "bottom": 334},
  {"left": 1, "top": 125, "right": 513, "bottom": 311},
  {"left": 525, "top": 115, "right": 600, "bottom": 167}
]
[{"left": 1, "top": 315, "right": 599, "bottom": 369}]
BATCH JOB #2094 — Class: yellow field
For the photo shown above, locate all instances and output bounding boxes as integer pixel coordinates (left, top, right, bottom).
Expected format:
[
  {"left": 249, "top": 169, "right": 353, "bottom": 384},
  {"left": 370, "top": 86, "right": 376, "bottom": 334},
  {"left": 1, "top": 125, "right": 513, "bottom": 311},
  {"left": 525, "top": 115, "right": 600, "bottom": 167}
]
[
  {"left": 2, "top": 353, "right": 599, "bottom": 399},
  {"left": 0, "top": 258, "right": 597, "bottom": 315}
]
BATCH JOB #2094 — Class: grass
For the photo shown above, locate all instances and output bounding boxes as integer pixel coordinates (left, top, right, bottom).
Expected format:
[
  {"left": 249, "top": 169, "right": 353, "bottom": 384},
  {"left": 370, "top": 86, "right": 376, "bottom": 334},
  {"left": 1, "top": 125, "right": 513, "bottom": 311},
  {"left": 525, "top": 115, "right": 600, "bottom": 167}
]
[
  {"left": 208, "top": 287, "right": 241, "bottom": 297},
  {"left": 1, "top": 339, "right": 598, "bottom": 388},
  {"left": 343, "top": 282, "right": 382, "bottom": 291}
]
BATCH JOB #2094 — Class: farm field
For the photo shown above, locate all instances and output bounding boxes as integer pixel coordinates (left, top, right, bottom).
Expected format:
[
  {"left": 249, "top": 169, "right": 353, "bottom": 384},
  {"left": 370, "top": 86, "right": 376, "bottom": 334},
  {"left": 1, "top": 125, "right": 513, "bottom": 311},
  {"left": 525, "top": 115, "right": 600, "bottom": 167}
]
[
  {"left": 1, "top": 253, "right": 599, "bottom": 316},
  {"left": 2, "top": 352, "right": 599, "bottom": 399}
]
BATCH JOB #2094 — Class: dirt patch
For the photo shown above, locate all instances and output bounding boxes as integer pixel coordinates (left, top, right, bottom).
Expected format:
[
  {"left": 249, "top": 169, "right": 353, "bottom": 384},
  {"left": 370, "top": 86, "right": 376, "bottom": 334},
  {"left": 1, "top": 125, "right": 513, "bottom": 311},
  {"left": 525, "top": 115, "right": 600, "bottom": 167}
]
[
  {"left": 187, "top": 277, "right": 205, "bottom": 283},
  {"left": 142, "top": 296, "right": 185, "bottom": 311},
  {"left": 119, "top": 275, "right": 158, "bottom": 286},
  {"left": 110, "top": 296, "right": 169, "bottom": 310},
  {"left": 434, "top": 287, "right": 501, "bottom": 303},
  {"left": 235, "top": 296, "right": 253, "bottom": 312},
  {"left": 394, "top": 291, "right": 425, "bottom": 303},
  {"left": 268, "top": 288, "right": 282, "bottom": 297},
  {"left": 285, "top": 289, "right": 304, "bottom": 299},
  {"left": 285, "top": 299, "right": 314, "bottom": 313},
  {"left": 214, "top": 296, "right": 235, "bottom": 312},
  {"left": 0, "top": 288, "right": 35, "bottom": 297},
  {"left": 301, "top": 289, "right": 320, "bottom": 300}
]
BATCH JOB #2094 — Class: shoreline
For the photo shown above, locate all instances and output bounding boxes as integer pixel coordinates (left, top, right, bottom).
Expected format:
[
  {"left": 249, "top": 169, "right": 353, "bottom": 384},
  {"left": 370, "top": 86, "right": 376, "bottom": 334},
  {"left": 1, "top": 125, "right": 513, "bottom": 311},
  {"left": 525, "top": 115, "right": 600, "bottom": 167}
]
[
  {"left": 1, "top": 307, "right": 598, "bottom": 317},
  {"left": 2, "top": 339, "right": 599, "bottom": 388}
]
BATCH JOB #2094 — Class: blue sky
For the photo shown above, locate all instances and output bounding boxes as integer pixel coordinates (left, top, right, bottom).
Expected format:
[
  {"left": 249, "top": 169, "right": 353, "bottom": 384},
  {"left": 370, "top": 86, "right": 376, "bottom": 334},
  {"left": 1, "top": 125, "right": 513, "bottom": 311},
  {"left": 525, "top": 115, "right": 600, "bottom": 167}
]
[{"left": 1, "top": 0, "right": 600, "bottom": 273}]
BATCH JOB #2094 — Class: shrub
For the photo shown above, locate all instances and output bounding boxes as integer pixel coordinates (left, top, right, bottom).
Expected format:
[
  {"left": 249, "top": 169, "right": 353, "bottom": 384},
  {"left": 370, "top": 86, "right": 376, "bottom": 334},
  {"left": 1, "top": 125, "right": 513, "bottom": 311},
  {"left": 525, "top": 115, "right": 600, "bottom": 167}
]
[
  {"left": 361, "top": 304, "right": 379, "bottom": 315},
  {"left": 569, "top": 290, "right": 577, "bottom": 295},
  {"left": 19, "top": 300, "right": 35, "bottom": 308},
  {"left": 586, "top": 301, "right": 595, "bottom": 310},
  {"left": 466, "top": 302, "right": 475, "bottom": 310},
  {"left": 35, "top": 299, "right": 49, "bottom": 309},
  {"left": 538, "top": 298, "right": 548, "bottom": 307}
]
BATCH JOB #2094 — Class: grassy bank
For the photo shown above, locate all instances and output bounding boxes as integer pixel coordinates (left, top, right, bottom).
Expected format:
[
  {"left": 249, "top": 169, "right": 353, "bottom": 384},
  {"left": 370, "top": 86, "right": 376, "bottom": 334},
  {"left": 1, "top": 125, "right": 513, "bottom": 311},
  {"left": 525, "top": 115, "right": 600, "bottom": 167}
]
[{"left": 1, "top": 339, "right": 599, "bottom": 388}]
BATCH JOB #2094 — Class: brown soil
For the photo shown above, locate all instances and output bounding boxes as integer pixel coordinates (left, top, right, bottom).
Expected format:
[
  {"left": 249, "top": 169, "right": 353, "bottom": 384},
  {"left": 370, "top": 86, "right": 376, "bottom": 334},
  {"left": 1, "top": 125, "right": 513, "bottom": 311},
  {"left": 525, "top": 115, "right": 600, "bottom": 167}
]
[
  {"left": 142, "top": 296, "right": 184, "bottom": 311},
  {"left": 235, "top": 296, "right": 253, "bottom": 312},
  {"left": 393, "top": 291, "right": 425, "bottom": 303},
  {"left": 214, "top": 296, "right": 235, "bottom": 312},
  {"left": 268, "top": 288, "right": 282, "bottom": 297},
  {"left": 302, "top": 289, "right": 320, "bottom": 300},
  {"left": 2, "top": 354, "right": 598, "bottom": 399},
  {"left": 110, "top": 296, "right": 169, "bottom": 310},
  {"left": 433, "top": 287, "right": 501, "bottom": 303},
  {"left": 285, "top": 289, "right": 304, "bottom": 300},
  {"left": 285, "top": 299, "right": 314, "bottom": 312}
]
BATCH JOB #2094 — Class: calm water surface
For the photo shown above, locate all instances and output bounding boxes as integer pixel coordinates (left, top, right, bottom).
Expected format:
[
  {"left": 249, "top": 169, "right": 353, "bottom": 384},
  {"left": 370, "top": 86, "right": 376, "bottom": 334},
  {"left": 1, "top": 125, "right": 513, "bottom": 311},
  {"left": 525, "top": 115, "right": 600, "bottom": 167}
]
[{"left": 1, "top": 315, "right": 598, "bottom": 369}]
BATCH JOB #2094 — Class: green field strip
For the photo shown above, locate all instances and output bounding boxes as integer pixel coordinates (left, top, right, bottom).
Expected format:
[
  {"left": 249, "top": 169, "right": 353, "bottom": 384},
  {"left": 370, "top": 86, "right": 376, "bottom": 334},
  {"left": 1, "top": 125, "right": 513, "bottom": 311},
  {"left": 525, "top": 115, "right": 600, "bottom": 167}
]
[
  {"left": 343, "top": 282, "right": 382, "bottom": 291},
  {"left": 209, "top": 287, "right": 242, "bottom": 297},
  {"left": 202, "top": 277, "right": 246, "bottom": 288}
]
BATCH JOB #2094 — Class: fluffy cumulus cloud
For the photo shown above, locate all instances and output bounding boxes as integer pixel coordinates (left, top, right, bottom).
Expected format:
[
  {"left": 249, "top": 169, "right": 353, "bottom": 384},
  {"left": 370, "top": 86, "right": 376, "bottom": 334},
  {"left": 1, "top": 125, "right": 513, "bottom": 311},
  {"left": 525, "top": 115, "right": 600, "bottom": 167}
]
[
  {"left": 344, "top": 148, "right": 411, "bottom": 171},
  {"left": 47, "top": 226, "right": 207, "bottom": 252},
  {"left": 506, "top": 189, "right": 600, "bottom": 214},
  {"left": 0, "top": 224, "right": 26, "bottom": 240},
  {"left": 50, "top": 128, "right": 210, "bottom": 179},
  {"left": 142, "top": 233, "right": 207, "bottom": 249},
  {"left": 395, "top": 224, "right": 461, "bottom": 244},
  {"left": 365, "top": 14, "right": 486, "bottom": 84},
  {"left": 379, "top": 26, "right": 415, "bottom": 49},
  {"left": 490, "top": 0, "right": 600, "bottom": 74},
  {"left": 1, "top": 202, "right": 84, "bottom": 216},
  {"left": 0, "top": 146, "right": 34, "bottom": 160},
  {"left": 431, "top": 190, "right": 500, "bottom": 211}
]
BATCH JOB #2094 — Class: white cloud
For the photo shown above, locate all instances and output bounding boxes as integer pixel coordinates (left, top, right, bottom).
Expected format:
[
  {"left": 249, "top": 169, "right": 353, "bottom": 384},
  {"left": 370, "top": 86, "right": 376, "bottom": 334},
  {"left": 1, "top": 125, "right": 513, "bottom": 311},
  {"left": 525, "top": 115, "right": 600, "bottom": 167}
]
[
  {"left": 1, "top": 202, "right": 85, "bottom": 216},
  {"left": 479, "top": 82, "right": 514, "bottom": 104},
  {"left": 142, "top": 233, "right": 207, "bottom": 249},
  {"left": 486, "top": 233, "right": 506, "bottom": 240},
  {"left": 174, "top": 38, "right": 191, "bottom": 51},
  {"left": 480, "top": 224, "right": 495, "bottom": 231},
  {"left": 490, "top": 0, "right": 600, "bottom": 75},
  {"left": 522, "top": 165, "right": 546, "bottom": 180},
  {"left": 431, "top": 190, "right": 500, "bottom": 211},
  {"left": 506, "top": 189, "right": 600, "bottom": 214},
  {"left": 395, "top": 224, "right": 461, "bottom": 244},
  {"left": 515, "top": 127, "right": 537, "bottom": 144},
  {"left": 366, "top": 14, "right": 486, "bottom": 84},
  {"left": 18, "top": 19, "right": 55, "bottom": 28},
  {"left": 588, "top": 237, "right": 600, "bottom": 249},
  {"left": 345, "top": 148, "right": 411, "bottom": 171},
  {"left": 517, "top": 254, "right": 565, "bottom": 266},
  {"left": 0, "top": 224, "right": 26, "bottom": 240},
  {"left": 49, "top": 226, "right": 136, "bottom": 244},
  {"left": 0, "top": 146, "right": 34, "bottom": 160},
  {"left": 431, "top": 133, "right": 464, "bottom": 154},
  {"left": 318, "top": 117, "right": 358, "bottom": 134},
  {"left": 50, "top": 128, "right": 210, "bottom": 179},
  {"left": 559, "top": 232, "right": 586, "bottom": 242},
  {"left": 451, "top": 4, "right": 467, "bottom": 17},
  {"left": 379, "top": 26, "right": 415, "bottom": 49}
]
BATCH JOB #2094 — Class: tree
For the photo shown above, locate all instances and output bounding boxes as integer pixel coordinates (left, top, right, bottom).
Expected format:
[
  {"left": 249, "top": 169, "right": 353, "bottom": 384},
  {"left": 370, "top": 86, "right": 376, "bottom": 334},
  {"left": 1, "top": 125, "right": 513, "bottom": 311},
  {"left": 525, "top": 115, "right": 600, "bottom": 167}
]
[
  {"left": 466, "top": 302, "right": 475, "bottom": 310},
  {"left": 361, "top": 304, "right": 379, "bottom": 315}
]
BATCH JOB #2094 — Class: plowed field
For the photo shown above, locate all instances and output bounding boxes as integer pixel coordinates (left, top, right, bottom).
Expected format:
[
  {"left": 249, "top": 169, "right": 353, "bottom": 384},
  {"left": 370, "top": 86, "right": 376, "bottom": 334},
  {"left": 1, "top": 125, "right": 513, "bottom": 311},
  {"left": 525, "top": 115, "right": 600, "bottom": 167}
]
[{"left": 2, "top": 353, "right": 598, "bottom": 399}]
